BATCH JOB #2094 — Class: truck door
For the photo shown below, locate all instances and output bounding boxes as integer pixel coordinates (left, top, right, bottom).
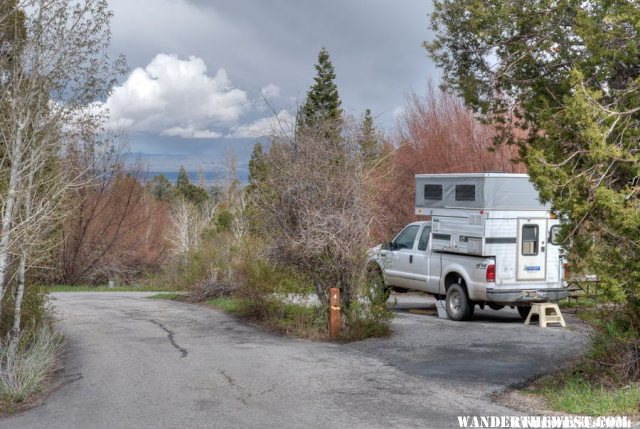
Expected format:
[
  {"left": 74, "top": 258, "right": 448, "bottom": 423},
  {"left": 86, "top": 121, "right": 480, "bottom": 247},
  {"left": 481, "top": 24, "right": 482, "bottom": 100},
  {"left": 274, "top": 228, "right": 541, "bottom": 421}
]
[
  {"left": 385, "top": 224, "right": 420, "bottom": 288},
  {"left": 516, "top": 218, "right": 547, "bottom": 281},
  {"left": 409, "top": 225, "right": 431, "bottom": 291}
]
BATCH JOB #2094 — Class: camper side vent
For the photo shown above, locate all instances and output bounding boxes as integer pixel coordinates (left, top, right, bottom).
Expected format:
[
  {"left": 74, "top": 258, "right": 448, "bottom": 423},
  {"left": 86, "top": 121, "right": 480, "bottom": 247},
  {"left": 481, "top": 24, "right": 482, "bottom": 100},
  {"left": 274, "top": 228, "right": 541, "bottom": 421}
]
[{"left": 467, "top": 238, "right": 482, "bottom": 254}]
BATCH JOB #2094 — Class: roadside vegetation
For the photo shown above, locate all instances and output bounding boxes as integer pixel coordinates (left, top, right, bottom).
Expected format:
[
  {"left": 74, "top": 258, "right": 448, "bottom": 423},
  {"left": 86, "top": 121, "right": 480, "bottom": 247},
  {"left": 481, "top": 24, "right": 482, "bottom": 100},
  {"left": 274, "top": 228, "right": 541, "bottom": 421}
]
[
  {"left": 0, "top": 326, "right": 64, "bottom": 414},
  {"left": 427, "top": 0, "right": 639, "bottom": 415},
  {"left": 537, "top": 373, "right": 640, "bottom": 418},
  {"left": 0, "top": 0, "right": 126, "bottom": 412}
]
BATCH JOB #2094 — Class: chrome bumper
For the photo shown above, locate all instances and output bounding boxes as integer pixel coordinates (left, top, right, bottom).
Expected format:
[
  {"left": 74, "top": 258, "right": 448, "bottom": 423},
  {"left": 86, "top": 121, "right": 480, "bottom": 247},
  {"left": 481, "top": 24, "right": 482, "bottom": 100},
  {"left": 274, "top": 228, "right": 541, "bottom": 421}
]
[{"left": 486, "top": 288, "right": 568, "bottom": 304}]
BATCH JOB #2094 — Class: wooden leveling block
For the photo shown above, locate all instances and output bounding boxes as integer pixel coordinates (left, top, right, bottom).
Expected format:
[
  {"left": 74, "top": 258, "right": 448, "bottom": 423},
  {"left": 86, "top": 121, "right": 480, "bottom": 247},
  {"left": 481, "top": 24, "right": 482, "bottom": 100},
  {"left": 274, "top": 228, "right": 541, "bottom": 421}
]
[{"left": 524, "top": 302, "right": 567, "bottom": 328}]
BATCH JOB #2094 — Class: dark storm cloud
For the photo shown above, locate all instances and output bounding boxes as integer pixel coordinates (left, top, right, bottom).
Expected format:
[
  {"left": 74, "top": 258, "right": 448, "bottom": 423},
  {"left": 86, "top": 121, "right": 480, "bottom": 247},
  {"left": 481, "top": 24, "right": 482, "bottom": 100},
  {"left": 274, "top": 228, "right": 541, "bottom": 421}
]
[{"left": 107, "top": 0, "right": 437, "bottom": 170}]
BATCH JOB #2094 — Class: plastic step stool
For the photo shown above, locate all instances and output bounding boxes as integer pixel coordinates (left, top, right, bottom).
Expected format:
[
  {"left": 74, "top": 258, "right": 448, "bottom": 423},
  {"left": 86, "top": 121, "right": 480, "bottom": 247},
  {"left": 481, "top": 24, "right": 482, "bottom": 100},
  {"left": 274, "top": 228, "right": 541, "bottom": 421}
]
[{"left": 524, "top": 302, "right": 567, "bottom": 328}]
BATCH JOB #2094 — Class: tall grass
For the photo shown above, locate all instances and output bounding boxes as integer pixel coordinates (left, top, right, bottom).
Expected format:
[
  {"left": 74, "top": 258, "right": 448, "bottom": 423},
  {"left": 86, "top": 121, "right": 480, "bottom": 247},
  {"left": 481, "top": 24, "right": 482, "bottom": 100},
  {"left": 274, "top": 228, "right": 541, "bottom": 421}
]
[
  {"left": 542, "top": 373, "right": 640, "bottom": 417},
  {"left": 0, "top": 325, "right": 64, "bottom": 404}
]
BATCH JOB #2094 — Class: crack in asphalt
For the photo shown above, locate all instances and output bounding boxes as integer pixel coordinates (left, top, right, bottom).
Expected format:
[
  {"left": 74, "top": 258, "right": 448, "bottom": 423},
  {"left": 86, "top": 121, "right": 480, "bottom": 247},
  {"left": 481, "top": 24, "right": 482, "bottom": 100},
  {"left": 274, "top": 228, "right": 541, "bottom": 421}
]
[
  {"left": 62, "top": 372, "right": 84, "bottom": 386},
  {"left": 150, "top": 320, "right": 188, "bottom": 358},
  {"left": 219, "top": 369, "right": 277, "bottom": 404},
  {"left": 219, "top": 370, "right": 248, "bottom": 405},
  {"left": 247, "top": 384, "right": 277, "bottom": 399}
]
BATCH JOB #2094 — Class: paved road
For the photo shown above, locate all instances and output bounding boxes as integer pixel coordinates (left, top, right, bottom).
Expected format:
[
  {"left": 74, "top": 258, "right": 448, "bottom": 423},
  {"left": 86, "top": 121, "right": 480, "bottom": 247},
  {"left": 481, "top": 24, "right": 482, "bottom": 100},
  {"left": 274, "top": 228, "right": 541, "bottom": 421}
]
[{"left": 1, "top": 292, "right": 587, "bottom": 429}]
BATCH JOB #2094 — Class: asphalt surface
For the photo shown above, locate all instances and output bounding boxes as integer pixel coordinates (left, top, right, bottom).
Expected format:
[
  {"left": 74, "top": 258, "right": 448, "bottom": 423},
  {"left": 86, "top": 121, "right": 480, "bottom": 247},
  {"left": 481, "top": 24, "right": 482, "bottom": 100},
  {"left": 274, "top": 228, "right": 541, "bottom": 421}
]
[{"left": 1, "top": 292, "right": 587, "bottom": 429}]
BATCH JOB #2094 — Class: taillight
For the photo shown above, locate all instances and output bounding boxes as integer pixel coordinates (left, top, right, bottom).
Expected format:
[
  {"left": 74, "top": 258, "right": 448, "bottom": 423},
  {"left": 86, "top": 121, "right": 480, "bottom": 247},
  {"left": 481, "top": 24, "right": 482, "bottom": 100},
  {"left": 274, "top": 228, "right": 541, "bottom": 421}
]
[
  {"left": 486, "top": 264, "right": 496, "bottom": 282},
  {"left": 563, "top": 263, "right": 569, "bottom": 280}
]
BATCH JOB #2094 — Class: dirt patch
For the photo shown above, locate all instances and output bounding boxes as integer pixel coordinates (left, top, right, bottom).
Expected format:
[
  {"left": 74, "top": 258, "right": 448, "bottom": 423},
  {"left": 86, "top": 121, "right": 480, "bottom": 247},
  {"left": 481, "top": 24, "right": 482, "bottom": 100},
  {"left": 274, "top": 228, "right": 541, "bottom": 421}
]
[{"left": 494, "top": 386, "right": 564, "bottom": 416}]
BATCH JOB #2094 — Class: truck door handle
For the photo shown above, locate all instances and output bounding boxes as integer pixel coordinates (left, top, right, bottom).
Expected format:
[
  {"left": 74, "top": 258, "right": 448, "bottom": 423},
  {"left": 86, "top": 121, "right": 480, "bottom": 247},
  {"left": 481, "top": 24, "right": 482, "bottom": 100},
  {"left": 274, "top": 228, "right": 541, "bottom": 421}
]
[{"left": 409, "top": 255, "right": 413, "bottom": 263}]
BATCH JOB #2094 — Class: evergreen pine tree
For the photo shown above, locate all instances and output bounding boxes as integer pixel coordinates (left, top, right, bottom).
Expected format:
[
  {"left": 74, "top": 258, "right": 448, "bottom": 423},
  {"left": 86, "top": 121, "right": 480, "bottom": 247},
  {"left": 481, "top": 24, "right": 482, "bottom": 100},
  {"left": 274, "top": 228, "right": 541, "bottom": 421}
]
[
  {"left": 297, "top": 47, "right": 342, "bottom": 134},
  {"left": 358, "top": 109, "right": 382, "bottom": 163},
  {"left": 247, "top": 143, "right": 267, "bottom": 191},
  {"left": 150, "top": 174, "right": 174, "bottom": 201},
  {"left": 175, "top": 166, "right": 208, "bottom": 205},
  {"left": 176, "top": 166, "right": 190, "bottom": 189}
]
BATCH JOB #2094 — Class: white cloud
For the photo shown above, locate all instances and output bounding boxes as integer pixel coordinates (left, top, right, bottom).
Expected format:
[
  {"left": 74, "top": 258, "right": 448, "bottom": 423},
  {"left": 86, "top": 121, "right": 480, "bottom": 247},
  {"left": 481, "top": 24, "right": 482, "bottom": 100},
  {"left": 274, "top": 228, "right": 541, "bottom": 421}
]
[
  {"left": 229, "top": 110, "right": 294, "bottom": 138},
  {"left": 103, "top": 53, "right": 250, "bottom": 138},
  {"left": 260, "top": 84, "right": 280, "bottom": 99},
  {"left": 161, "top": 125, "right": 222, "bottom": 139}
]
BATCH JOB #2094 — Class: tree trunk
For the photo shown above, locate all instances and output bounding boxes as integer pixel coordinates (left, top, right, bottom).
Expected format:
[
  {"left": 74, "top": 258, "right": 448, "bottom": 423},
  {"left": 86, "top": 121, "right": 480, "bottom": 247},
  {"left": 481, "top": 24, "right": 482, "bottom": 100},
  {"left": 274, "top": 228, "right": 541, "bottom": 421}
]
[
  {"left": 12, "top": 252, "right": 26, "bottom": 336},
  {"left": 0, "top": 120, "right": 25, "bottom": 319},
  {"left": 12, "top": 165, "right": 34, "bottom": 337}
]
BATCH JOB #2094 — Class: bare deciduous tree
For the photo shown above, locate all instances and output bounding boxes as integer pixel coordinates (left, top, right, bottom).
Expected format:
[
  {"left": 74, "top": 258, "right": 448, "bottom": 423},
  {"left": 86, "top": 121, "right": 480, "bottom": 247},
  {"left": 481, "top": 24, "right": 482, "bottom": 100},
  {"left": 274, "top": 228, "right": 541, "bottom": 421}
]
[
  {"left": 0, "top": 0, "right": 125, "bottom": 334},
  {"left": 59, "top": 144, "right": 170, "bottom": 285},
  {"left": 168, "top": 198, "right": 204, "bottom": 256},
  {"left": 255, "top": 118, "right": 375, "bottom": 306},
  {"left": 376, "top": 84, "right": 525, "bottom": 238}
]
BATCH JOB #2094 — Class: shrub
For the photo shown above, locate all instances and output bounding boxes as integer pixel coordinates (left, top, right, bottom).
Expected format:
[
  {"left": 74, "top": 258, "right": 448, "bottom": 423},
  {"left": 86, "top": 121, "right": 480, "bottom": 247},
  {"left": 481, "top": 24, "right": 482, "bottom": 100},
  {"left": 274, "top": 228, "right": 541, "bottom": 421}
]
[
  {"left": 0, "top": 325, "right": 63, "bottom": 406},
  {"left": 581, "top": 310, "right": 640, "bottom": 387},
  {"left": 0, "top": 286, "right": 51, "bottom": 338}
]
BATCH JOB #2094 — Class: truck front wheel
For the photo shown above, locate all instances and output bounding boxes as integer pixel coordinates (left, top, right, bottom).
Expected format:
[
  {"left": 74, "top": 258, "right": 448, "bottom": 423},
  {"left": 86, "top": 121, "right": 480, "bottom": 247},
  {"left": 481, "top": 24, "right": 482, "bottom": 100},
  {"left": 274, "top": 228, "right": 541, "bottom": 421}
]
[
  {"left": 446, "top": 284, "right": 474, "bottom": 321},
  {"left": 366, "top": 265, "right": 390, "bottom": 302}
]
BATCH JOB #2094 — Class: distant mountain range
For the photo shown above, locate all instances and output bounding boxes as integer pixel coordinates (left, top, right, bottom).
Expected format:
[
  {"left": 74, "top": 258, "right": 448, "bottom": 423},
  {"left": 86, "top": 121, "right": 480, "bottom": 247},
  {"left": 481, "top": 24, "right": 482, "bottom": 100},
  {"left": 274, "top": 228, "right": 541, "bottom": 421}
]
[{"left": 124, "top": 153, "right": 249, "bottom": 183}]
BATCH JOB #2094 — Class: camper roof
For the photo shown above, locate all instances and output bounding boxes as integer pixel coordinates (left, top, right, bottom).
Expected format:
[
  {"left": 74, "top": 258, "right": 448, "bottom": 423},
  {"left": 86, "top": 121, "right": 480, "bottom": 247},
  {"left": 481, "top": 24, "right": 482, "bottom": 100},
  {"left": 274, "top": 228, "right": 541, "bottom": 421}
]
[
  {"left": 415, "top": 173, "right": 549, "bottom": 210},
  {"left": 415, "top": 173, "right": 530, "bottom": 179}
]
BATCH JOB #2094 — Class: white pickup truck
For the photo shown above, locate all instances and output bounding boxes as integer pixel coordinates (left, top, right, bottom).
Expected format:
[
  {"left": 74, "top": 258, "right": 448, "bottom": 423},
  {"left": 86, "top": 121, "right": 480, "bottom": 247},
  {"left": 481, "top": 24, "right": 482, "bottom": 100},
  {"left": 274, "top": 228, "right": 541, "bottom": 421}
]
[{"left": 369, "top": 173, "right": 568, "bottom": 321}]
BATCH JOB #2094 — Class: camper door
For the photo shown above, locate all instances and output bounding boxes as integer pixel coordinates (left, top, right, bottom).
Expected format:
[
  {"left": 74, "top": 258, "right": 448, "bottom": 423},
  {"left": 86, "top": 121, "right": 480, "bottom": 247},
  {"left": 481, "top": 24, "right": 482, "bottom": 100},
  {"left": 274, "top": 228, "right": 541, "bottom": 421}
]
[{"left": 516, "top": 218, "right": 547, "bottom": 281}]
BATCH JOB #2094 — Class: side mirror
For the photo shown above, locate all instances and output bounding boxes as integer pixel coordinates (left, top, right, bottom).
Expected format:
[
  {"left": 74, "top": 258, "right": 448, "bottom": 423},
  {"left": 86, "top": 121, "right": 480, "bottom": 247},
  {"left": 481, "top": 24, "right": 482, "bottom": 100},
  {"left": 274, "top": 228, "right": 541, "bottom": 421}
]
[
  {"left": 382, "top": 241, "right": 393, "bottom": 251},
  {"left": 549, "top": 225, "right": 561, "bottom": 246}
]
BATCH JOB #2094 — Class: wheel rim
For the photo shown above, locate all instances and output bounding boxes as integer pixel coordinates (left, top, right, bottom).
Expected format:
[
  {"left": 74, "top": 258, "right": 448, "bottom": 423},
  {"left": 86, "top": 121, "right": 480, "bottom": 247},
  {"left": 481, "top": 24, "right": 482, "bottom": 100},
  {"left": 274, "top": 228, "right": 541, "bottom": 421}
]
[{"left": 449, "top": 290, "right": 462, "bottom": 314}]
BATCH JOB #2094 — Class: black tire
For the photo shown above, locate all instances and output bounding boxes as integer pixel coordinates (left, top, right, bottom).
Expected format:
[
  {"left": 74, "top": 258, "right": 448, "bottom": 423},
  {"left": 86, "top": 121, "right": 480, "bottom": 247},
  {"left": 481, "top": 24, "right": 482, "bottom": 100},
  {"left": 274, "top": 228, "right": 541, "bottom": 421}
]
[
  {"left": 446, "top": 283, "right": 474, "bottom": 321},
  {"left": 517, "top": 305, "right": 532, "bottom": 320}
]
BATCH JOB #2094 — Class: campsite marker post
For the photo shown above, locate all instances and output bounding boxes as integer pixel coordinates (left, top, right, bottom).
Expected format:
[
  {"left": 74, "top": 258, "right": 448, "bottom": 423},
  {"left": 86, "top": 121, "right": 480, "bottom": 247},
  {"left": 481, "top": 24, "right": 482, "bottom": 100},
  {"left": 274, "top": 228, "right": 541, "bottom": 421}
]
[{"left": 329, "top": 288, "right": 340, "bottom": 338}]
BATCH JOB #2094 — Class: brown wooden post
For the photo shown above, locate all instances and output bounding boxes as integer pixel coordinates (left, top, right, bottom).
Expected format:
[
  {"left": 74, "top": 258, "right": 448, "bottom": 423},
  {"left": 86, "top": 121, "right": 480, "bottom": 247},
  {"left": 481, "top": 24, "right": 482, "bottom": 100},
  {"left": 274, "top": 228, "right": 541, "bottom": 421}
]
[{"left": 329, "top": 288, "right": 340, "bottom": 338}]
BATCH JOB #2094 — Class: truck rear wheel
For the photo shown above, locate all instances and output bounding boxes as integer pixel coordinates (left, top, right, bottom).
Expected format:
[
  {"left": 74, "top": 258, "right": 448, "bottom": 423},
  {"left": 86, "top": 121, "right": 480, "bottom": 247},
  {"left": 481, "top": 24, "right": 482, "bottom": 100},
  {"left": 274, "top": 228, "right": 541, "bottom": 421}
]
[
  {"left": 446, "top": 284, "right": 474, "bottom": 321},
  {"left": 517, "top": 305, "right": 531, "bottom": 320}
]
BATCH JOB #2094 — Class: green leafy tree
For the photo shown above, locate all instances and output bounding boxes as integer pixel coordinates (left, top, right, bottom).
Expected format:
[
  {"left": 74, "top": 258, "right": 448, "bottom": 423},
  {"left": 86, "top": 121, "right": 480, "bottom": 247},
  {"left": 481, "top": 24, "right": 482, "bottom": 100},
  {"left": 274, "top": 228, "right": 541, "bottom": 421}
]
[
  {"left": 297, "top": 47, "right": 343, "bottom": 136},
  {"left": 425, "top": 1, "right": 640, "bottom": 316}
]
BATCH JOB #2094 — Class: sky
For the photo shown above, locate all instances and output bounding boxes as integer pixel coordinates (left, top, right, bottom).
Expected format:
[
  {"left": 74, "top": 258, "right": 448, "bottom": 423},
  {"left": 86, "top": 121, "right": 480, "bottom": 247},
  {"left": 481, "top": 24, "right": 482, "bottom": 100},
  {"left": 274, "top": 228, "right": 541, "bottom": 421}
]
[{"left": 105, "top": 0, "right": 438, "bottom": 176}]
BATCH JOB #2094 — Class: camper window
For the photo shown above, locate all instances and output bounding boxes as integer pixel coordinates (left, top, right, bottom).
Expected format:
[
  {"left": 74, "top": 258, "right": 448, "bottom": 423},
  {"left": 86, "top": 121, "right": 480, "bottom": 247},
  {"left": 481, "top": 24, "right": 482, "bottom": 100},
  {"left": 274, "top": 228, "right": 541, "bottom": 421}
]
[
  {"left": 394, "top": 225, "right": 420, "bottom": 250},
  {"left": 522, "top": 224, "right": 539, "bottom": 255},
  {"left": 455, "top": 185, "right": 475, "bottom": 201},
  {"left": 423, "top": 184, "right": 443, "bottom": 200}
]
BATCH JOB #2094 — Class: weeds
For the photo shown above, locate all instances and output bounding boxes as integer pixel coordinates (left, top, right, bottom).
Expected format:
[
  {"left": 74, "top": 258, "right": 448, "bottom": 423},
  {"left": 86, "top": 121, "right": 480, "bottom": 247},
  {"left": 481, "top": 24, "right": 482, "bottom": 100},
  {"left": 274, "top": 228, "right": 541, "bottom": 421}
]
[
  {"left": 206, "top": 297, "right": 248, "bottom": 314},
  {"left": 0, "top": 325, "right": 64, "bottom": 407},
  {"left": 525, "top": 305, "right": 640, "bottom": 417},
  {"left": 539, "top": 372, "right": 640, "bottom": 417}
]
